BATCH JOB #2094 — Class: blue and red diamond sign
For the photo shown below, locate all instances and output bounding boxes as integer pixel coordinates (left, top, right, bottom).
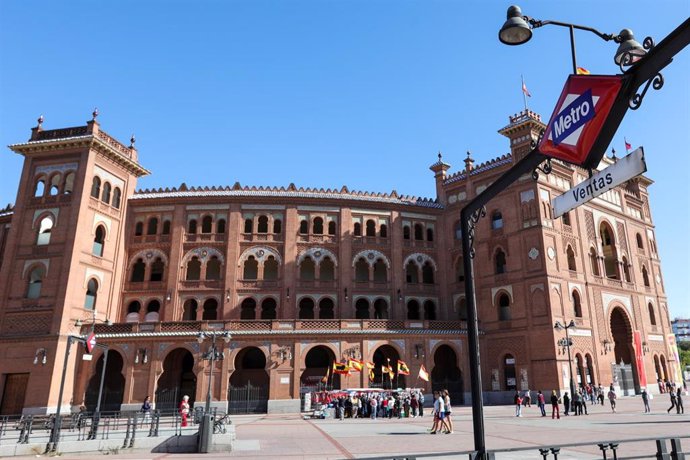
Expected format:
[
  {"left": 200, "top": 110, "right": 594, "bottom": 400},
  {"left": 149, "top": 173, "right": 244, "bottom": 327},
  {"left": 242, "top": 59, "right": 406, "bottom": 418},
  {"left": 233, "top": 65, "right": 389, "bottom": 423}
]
[{"left": 539, "top": 75, "right": 623, "bottom": 168}]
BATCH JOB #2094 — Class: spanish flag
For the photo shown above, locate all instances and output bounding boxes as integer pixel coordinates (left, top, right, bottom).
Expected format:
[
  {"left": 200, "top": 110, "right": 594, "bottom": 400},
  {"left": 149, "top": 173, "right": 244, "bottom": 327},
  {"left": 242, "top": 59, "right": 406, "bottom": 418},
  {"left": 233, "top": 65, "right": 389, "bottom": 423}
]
[
  {"left": 369, "top": 369, "right": 375, "bottom": 382},
  {"left": 365, "top": 361, "right": 375, "bottom": 370},
  {"left": 321, "top": 364, "right": 330, "bottom": 383},
  {"left": 576, "top": 67, "right": 591, "bottom": 75},
  {"left": 418, "top": 364, "right": 430, "bottom": 382},
  {"left": 333, "top": 362, "right": 350, "bottom": 375},
  {"left": 397, "top": 360, "right": 411, "bottom": 376},
  {"left": 347, "top": 359, "right": 363, "bottom": 372}
]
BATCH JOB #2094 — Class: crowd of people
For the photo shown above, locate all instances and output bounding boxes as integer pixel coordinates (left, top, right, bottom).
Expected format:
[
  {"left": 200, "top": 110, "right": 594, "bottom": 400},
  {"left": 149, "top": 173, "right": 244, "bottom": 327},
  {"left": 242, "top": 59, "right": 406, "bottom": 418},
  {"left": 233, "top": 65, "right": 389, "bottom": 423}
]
[{"left": 325, "top": 389, "right": 427, "bottom": 420}]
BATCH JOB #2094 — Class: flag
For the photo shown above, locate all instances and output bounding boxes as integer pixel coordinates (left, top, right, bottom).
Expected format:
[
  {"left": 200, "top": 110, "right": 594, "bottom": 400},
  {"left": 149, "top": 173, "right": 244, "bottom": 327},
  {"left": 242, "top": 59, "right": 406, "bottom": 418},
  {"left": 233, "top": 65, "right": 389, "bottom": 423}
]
[
  {"left": 347, "top": 359, "right": 363, "bottom": 372},
  {"left": 397, "top": 360, "right": 411, "bottom": 376},
  {"left": 321, "top": 364, "right": 330, "bottom": 383},
  {"left": 522, "top": 80, "right": 531, "bottom": 98},
  {"left": 418, "top": 364, "right": 430, "bottom": 382},
  {"left": 369, "top": 369, "right": 375, "bottom": 382},
  {"left": 381, "top": 365, "right": 391, "bottom": 375},
  {"left": 365, "top": 361, "right": 375, "bottom": 370},
  {"left": 625, "top": 138, "right": 632, "bottom": 151},
  {"left": 333, "top": 362, "right": 350, "bottom": 375},
  {"left": 576, "top": 67, "right": 591, "bottom": 75}
]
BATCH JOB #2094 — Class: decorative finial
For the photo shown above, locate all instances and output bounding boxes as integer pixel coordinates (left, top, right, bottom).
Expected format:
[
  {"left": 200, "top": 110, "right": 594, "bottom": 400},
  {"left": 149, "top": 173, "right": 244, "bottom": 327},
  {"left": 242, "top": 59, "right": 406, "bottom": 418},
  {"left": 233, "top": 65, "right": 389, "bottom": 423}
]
[
  {"left": 466, "top": 150, "right": 472, "bottom": 159},
  {"left": 438, "top": 151, "right": 442, "bottom": 161},
  {"left": 611, "top": 147, "right": 617, "bottom": 160},
  {"left": 92, "top": 108, "right": 99, "bottom": 120},
  {"left": 37, "top": 115, "right": 44, "bottom": 128},
  {"left": 129, "top": 134, "right": 136, "bottom": 148}
]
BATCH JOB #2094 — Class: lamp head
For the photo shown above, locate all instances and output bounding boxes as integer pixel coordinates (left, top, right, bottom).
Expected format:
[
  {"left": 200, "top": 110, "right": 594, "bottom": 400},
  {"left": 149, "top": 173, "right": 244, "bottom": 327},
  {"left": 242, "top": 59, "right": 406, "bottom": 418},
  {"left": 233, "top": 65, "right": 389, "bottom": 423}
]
[
  {"left": 499, "top": 5, "right": 532, "bottom": 46},
  {"left": 568, "top": 320, "right": 576, "bottom": 328},
  {"left": 75, "top": 319, "right": 83, "bottom": 327},
  {"left": 104, "top": 319, "right": 113, "bottom": 327},
  {"left": 196, "top": 332, "right": 206, "bottom": 344},
  {"left": 614, "top": 28, "right": 646, "bottom": 66},
  {"left": 222, "top": 331, "right": 231, "bottom": 343},
  {"left": 554, "top": 321, "right": 562, "bottom": 330}
]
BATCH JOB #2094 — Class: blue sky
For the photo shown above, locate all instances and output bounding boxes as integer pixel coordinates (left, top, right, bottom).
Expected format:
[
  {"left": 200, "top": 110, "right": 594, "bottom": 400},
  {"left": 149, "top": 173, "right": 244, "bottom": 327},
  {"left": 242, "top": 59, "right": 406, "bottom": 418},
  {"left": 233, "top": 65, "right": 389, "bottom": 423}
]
[{"left": 1, "top": 1, "right": 688, "bottom": 317}]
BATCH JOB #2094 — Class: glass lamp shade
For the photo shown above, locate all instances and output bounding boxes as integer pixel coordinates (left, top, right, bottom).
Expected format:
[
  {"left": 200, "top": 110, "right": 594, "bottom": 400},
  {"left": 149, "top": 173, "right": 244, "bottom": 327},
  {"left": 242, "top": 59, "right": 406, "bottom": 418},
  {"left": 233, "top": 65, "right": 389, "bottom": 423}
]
[
  {"left": 614, "top": 29, "right": 646, "bottom": 65},
  {"left": 499, "top": 5, "right": 532, "bottom": 45}
]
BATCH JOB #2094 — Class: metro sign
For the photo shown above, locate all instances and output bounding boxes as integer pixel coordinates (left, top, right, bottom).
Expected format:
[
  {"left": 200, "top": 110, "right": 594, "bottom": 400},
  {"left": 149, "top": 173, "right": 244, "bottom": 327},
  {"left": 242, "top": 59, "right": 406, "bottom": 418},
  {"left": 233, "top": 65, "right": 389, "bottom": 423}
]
[
  {"left": 539, "top": 75, "right": 623, "bottom": 168},
  {"left": 86, "top": 332, "right": 97, "bottom": 354}
]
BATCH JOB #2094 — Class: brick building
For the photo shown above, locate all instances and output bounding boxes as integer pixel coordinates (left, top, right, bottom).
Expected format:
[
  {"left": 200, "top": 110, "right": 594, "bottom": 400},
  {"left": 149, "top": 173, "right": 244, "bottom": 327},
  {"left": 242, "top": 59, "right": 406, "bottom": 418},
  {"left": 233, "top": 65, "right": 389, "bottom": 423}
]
[{"left": 0, "top": 110, "right": 680, "bottom": 415}]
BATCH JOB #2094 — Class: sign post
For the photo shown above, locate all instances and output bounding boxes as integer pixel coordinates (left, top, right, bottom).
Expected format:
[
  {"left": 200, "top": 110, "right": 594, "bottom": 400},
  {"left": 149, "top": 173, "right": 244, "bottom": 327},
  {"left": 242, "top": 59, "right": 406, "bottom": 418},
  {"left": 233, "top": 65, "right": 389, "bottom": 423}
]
[{"left": 552, "top": 147, "right": 647, "bottom": 218}]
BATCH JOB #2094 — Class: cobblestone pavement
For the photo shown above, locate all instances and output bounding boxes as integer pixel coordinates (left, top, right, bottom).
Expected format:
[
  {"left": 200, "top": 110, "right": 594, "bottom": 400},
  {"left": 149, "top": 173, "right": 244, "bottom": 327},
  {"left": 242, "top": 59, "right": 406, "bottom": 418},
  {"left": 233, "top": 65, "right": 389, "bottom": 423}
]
[{"left": 16, "top": 396, "right": 689, "bottom": 459}]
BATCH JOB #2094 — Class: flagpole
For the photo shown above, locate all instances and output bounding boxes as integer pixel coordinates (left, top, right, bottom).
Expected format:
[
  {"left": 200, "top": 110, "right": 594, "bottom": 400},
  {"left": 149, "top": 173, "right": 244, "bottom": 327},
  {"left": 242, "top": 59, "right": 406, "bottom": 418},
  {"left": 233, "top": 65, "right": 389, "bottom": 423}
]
[{"left": 521, "top": 75, "right": 528, "bottom": 111}]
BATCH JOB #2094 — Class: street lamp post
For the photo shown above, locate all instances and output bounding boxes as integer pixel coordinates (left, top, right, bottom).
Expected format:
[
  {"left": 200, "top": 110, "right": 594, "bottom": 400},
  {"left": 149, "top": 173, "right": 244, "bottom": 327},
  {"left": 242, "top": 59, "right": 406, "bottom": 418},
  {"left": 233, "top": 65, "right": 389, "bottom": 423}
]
[
  {"left": 555, "top": 320, "right": 577, "bottom": 398},
  {"left": 197, "top": 331, "right": 231, "bottom": 453}
]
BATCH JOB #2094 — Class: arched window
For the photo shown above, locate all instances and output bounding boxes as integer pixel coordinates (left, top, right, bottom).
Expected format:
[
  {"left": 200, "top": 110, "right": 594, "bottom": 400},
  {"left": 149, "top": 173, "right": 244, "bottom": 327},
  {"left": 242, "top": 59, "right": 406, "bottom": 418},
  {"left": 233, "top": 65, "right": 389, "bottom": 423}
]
[
  {"left": 365, "top": 219, "right": 376, "bottom": 237},
  {"left": 112, "top": 187, "right": 121, "bottom": 208},
  {"left": 264, "top": 256, "right": 279, "bottom": 280},
  {"left": 147, "top": 217, "right": 158, "bottom": 235},
  {"left": 353, "top": 222, "right": 361, "bottom": 236},
  {"left": 34, "top": 178, "right": 45, "bottom": 197},
  {"left": 600, "top": 223, "right": 619, "bottom": 279},
  {"left": 135, "top": 222, "right": 144, "bottom": 236},
  {"left": 162, "top": 220, "right": 171, "bottom": 235},
  {"left": 374, "top": 299, "right": 388, "bottom": 319},
  {"left": 26, "top": 265, "right": 45, "bottom": 299},
  {"left": 504, "top": 355, "right": 516, "bottom": 390},
  {"left": 406, "top": 300, "right": 420, "bottom": 320},
  {"left": 299, "top": 220, "right": 308, "bottom": 234},
  {"left": 355, "top": 258, "right": 369, "bottom": 282},
  {"left": 299, "top": 298, "right": 315, "bottom": 319},
  {"left": 127, "top": 301, "right": 141, "bottom": 314},
  {"left": 244, "top": 218, "right": 253, "bottom": 233},
  {"left": 355, "top": 299, "right": 369, "bottom": 319},
  {"left": 84, "top": 278, "right": 98, "bottom": 310},
  {"left": 405, "top": 261, "right": 419, "bottom": 283},
  {"left": 145, "top": 300, "right": 160, "bottom": 321},
  {"left": 320, "top": 257, "right": 335, "bottom": 281},
  {"left": 101, "top": 182, "right": 111, "bottom": 204},
  {"left": 621, "top": 256, "right": 631, "bottom": 282},
  {"left": 414, "top": 223, "right": 423, "bottom": 240},
  {"left": 93, "top": 225, "right": 105, "bottom": 257},
  {"left": 300, "top": 257, "right": 315, "bottom": 281},
  {"left": 261, "top": 298, "right": 277, "bottom": 320},
  {"left": 257, "top": 216, "right": 268, "bottom": 233},
  {"left": 243, "top": 256, "right": 258, "bottom": 280},
  {"left": 373, "top": 259, "right": 387, "bottom": 283},
  {"left": 319, "top": 298, "right": 335, "bottom": 319},
  {"left": 573, "top": 290, "right": 582, "bottom": 317},
  {"left": 642, "top": 265, "right": 650, "bottom": 287},
  {"left": 636, "top": 233, "right": 644, "bottom": 249},
  {"left": 403, "top": 225, "right": 410, "bottom": 240},
  {"left": 202, "top": 299, "right": 218, "bottom": 320},
  {"left": 567, "top": 246, "right": 577, "bottom": 271},
  {"left": 562, "top": 211, "right": 571, "bottom": 226},
  {"left": 498, "top": 293, "right": 511, "bottom": 320},
  {"left": 454, "top": 220, "right": 462, "bottom": 240},
  {"left": 422, "top": 262, "right": 434, "bottom": 284},
  {"left": 182, "top": 299, "right": 198, "bottom": 321},
  {"left": 313, "top": 217, "right": 324, "bottom": 235},
  {"left": 328, "top": 221, "right": 336, "bottom": 235},
  {"left": 188, "top": 219, "right": 197, "bottom": 234},
  {"left": 186, "top": 256, "right": 201, "bottom": 281},
  {"left": 36, "top": 216, "right": 54, "bottom": 245},
  {"left": 201, "top": 215, "right": 213, "bottom": 233},
  {"left": 216, "top": 219, "right": 226, "bottom": 234},
  {"left": 423, "top": 300, "right": 436, "bottom": 320},
  {"left": 131, "top": 258, "right": 145, "bottom": 282},
  {"left": 648, "top": 303, "right": 656, "bottom": 325},
  {"left": 206, "top": 256, "right": 221, "bottom": 280},
  {"left": 91, "top": 176, "right": 101, "bottom": 198},
  {"left": 495, "top": 249, "right": 507, "bottom": 274},
  {"left": 589, "top": 248, "right": 600, "bottom": 276},
  {"left": 273, "top": 219, "right": 282, "bottom": 234},
  {"left": 63, "top": 172, "right": 75, "bottom": 194},
  {"left": 150, "top": 257, "right": 164, "bottom": 281},
  {"left": 575, "top": 354, "right": 585, "bottom": 386},
  {"left": 240, "top": 298, "right": 257, "bottom": 319},
  {"left": 379, "top": 224, "right": 387, "bottom": 238},
  {"left": 426, "top": 228, "right": 434, "bottom": 242},
  {"left": 49, "top": 174, "right": 60, "bottom": 196},
  {"left": 492, "top": 211, "right": 503, "bottom": 230}
]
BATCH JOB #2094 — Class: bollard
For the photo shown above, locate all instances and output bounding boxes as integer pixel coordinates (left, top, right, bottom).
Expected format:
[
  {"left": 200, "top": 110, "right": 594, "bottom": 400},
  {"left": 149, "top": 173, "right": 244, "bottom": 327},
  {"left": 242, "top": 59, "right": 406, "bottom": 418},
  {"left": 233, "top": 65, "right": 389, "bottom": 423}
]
[
  {"left": 670, "top": 438, "right": 684, "bottom": 460},
  {"left": 656, "top": 439, "right": 671, "bottom": 460},
  {"left": 599, "top": 443, "right": 610, "bottom": 460},
  {"left": 550, "top": 447, "right": 560, "bottom": 460},
  {"left": 539, "top": 448, "right": 550, "bottom": 459},
  {"left": 610, "top": 443, "right": 619, "bottom": 460}
]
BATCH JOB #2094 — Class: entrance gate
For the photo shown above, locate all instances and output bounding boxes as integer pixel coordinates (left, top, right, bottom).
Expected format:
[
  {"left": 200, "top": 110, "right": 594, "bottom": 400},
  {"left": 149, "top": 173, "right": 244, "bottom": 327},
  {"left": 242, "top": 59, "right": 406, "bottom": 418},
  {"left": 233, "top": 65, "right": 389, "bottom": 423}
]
[
  {"left": 227, "top": 383, "right": 268, "bottom": 414},
  {"left": 612, "top": 362, "right": 635, "bottom": 396}
]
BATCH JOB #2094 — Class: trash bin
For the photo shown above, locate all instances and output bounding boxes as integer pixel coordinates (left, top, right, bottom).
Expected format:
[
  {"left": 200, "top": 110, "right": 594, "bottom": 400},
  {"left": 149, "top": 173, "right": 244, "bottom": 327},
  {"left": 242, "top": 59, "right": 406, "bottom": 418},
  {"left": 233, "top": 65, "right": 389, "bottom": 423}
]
[{"left": 193, "top": 407, "right": 204, "bottom": 424}]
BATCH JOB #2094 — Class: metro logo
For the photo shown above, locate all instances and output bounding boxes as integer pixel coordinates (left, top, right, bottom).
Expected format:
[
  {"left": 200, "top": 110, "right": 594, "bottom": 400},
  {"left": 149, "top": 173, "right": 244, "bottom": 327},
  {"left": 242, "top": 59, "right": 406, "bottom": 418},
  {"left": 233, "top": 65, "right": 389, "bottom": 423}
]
[
  {"left": 552, "top": 89, "right": 595, "bottom": 145},
  {"left": 539, "top": 75, "right": 623, "bottom": 168}
]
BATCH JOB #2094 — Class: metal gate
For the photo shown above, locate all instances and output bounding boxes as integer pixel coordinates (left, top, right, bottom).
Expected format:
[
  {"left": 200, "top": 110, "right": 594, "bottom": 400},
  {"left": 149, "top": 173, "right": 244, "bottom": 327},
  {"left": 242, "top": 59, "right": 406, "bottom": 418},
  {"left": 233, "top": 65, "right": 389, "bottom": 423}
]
[
  {"left": 432, "top": 379, "right": 465, "bottom": 405},
  {"left": 155, "top": 388, "right": 180, "bottom": 412},
  {"left": 227, "top": 383, "right": 268, "bottom": 414},
  {"left": 612, "top": 362, "right": 636, "bottom": 396}
]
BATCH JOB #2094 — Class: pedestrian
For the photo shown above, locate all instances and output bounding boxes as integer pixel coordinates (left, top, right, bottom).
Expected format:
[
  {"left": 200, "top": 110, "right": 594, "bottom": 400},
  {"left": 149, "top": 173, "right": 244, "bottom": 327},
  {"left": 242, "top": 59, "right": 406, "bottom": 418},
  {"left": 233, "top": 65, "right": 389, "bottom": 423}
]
[
  {"left": 537, "top": 390, "right": 546, "bottom": 416},
  {"left": 141, "top": 395, "right": 152, "bottom": 426},
  {"left": 580, "top": 389, "right": 588, "bottom": 415},
  {"left": 523, "top": 389, "right": 532, "bottom": 408},
  {"left": 429, "top": 391, "right": 449, "bottom": 434},
  {"left": 514, "top": 391, "right": 523, "bottom": 417},
  {"left": 337, "top": 396, "right": 345, "bottom": 420},
  {"left": 443, "top": 389, "right": 454, "bottom": 434},
  {"left": 418, "top": 391, "right": 425, "bottom": 417},
  {"left": 608, "top": 387, "right": 617, "bottom": 413},
  {"left": 563, "top": 392, "right": 570, "bottom": 416},
  {"left": 411, "top": 394, "right": 419, "bottom": 418},
  {"left": 550, "top": 390, "right": 560, "bottom": 419},
  {"left": 641, "top": 389, "right": 651, "bottom": 413},
  {"left": 572, "top": 391, "right": 581, "bottom": 416},
  {"left": 677, "top": 388, "right": 684, "bottom": 414},
  {"left": 370, "top": 396, "right": 377, "bottom": 419},
  {"left": 667, "top": 389, "right": 678, "bottom": 414},
  {"left": 178, "top": 395, "right": 190, "bottom": 427}
]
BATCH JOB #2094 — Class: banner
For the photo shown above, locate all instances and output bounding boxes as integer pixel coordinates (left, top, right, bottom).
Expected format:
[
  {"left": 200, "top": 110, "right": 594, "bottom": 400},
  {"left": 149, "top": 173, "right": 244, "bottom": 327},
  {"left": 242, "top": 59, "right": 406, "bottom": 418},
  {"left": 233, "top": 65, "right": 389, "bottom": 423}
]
[
  {"left": 667, "top": 334, "right": 683, "bottom": 384},
  {"left": 634, "top": 330, "right": 647, "bottom": 388}
]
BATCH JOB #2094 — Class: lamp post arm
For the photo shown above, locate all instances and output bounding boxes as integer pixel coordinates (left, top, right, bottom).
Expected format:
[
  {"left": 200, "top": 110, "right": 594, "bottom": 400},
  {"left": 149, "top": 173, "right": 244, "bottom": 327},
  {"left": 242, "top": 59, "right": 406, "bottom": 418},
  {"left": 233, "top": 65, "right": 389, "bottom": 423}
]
[{"left": 529, "top": 18, "right": 616, "bottom": 42}]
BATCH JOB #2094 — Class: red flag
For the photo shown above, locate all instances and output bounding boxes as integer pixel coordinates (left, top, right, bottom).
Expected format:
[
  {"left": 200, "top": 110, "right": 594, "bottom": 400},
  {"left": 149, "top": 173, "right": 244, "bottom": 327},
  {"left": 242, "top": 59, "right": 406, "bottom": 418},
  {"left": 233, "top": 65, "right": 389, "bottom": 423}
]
[
  {"left": 625, "top": 138, "right": 632, "bottom": 151},
  {"left": 418, "top": 365, "right": 430, "bottom": 382},
  {"left": 522, "top": 80, "right": 531, "bottom": 98}
]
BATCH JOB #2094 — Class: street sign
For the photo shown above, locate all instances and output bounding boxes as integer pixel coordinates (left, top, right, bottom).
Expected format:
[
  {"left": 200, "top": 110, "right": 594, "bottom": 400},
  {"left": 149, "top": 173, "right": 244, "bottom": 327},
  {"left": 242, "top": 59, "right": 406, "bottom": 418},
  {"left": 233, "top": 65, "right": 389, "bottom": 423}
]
[
  {"left": 539, "top": 75, "right": 623, "bottom": 168},
  {"left": 86, "top": 332, "right": 97, "bottom": 354},
  {"left": 552, "top": 147, "right": 647, "bottom": 218}
]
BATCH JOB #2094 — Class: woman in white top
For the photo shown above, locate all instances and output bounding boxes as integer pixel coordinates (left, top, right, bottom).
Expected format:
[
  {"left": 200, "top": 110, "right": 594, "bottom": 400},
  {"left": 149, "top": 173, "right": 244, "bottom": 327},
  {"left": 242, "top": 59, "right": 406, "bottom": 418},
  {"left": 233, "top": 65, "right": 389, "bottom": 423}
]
[
  {"left": 443, "top": 389, "right": 454, "bottom": 434},
  {"left": 430, "top": 391, "right": 450, "bottom": 434}
]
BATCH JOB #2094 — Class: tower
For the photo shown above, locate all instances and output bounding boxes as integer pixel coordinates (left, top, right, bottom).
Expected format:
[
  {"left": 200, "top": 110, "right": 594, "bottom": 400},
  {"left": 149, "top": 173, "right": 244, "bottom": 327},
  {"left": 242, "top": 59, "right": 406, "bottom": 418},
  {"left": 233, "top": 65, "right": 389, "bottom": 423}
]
[{"left": 0, "top": 113, "right": 148, "bottom": 414}]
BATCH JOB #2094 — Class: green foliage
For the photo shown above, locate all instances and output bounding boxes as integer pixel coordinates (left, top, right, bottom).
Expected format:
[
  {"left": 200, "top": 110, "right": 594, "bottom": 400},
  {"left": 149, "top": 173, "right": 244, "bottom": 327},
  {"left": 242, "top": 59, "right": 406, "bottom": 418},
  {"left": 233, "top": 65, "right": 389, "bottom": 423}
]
[{"left": 679, "top": 343, "right": 690, "bottom": 370}]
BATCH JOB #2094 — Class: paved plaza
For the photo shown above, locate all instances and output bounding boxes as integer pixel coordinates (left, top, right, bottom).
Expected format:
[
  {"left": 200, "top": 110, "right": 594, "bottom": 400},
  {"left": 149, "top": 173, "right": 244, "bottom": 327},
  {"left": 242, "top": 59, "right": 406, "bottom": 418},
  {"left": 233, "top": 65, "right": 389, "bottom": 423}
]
[{"left": 15, "top": 396, "right": 689, "bottom": 459}]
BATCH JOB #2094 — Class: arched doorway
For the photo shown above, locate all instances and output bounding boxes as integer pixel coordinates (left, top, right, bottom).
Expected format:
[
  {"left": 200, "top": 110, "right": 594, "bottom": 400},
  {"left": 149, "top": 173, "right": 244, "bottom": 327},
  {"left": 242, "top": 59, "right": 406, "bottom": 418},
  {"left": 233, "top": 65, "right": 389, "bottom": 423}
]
[
  {"left": 431, "top": 345, "right": 464, "bottom": 405},
  {"left": 372, "top": 345, "right": 404, "bottom": 389},
  {"left": 84, "top": 351, "right": 125, "bottom": 412},
  {"left": 156, "top": 348, "right": 196, "bottom": 412},
  {"left": 228, "top": 347, "right": 268, "bottom": 414},
  {"left": 610, "top": 307, "right": 639, "bottom": 394},
  {"left": 300, "top": 346, "right": 340, "bottom": 407}
]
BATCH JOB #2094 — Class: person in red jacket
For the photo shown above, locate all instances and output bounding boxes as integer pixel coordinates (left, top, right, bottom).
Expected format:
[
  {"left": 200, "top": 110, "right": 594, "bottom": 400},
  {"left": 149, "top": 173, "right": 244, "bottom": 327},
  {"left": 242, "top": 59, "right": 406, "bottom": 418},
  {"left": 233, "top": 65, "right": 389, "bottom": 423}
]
[{"left": 179, "top": 395, "right": 190, "bottom": 427}]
